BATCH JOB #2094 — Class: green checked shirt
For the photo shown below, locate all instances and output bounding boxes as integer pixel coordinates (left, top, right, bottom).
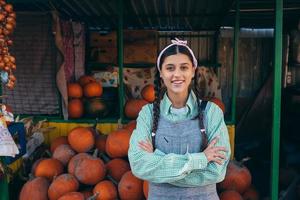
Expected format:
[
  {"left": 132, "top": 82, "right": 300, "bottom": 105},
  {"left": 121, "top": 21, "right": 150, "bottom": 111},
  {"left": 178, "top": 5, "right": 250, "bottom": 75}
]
[{"left": 128, "top": 91, "right": 231, "bottom": 187}]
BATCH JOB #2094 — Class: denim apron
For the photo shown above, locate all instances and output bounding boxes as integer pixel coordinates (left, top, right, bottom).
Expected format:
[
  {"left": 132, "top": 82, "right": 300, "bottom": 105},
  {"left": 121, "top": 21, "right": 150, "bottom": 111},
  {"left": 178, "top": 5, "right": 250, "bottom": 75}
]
[{"left": 148, "top": 116, "right": 219, "bottom": 200}]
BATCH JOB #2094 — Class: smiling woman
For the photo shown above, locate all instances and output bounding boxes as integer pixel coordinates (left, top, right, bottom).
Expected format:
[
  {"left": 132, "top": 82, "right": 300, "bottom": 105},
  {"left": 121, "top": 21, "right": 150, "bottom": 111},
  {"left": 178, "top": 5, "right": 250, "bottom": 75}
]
[{"left": 128, "top": 38, "right": 231, "bottom": 200}]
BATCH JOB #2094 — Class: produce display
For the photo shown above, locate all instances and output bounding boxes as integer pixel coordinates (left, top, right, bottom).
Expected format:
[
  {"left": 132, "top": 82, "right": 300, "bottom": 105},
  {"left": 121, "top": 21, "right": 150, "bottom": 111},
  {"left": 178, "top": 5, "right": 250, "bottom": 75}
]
[{"left": 0, "top": 0, "right": 16, "bottom": 89}]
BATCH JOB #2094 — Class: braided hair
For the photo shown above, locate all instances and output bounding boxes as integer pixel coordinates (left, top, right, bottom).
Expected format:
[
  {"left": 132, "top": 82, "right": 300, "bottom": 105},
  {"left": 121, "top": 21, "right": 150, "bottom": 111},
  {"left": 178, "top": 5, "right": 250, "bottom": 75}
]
[{"left": 151, "top": 45, "right": 208, "bottom": 151}]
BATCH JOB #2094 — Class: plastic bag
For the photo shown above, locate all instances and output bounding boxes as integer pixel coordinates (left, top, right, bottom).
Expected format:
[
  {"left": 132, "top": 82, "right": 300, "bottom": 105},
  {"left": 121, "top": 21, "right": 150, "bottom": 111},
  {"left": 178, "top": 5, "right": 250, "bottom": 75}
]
[{"left": 0, "top": 117, "right": 19, "bottom": 157}]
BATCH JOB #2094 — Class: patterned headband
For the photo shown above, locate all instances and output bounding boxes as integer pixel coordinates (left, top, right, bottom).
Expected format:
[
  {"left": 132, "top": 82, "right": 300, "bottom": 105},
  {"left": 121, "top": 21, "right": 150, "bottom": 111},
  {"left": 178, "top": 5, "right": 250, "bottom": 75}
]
[{"left": 156, "top": 38, "right": 198, "bottom": 72}]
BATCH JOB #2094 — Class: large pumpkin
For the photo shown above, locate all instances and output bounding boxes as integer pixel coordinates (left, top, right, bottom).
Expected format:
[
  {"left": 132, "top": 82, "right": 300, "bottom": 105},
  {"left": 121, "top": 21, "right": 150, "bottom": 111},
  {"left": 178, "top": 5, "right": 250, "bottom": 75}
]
[
  {"left": 78, "top": 75, "right": 96, "bottom": 87},
  {"left": 218, "top": 160, "right": 252, "bottom": 194},
  {"left": 50, "top": 136, "right": 68, "bottom": 153},
  {"left": 118, "top": 171, "right": 143, "bottom": 200},
  {"left": 106, "top": 158, "right": 131, "bottom": 182},
  {"left": 84, "top": 98, "right": 108, "bottom": 117},
  {"left": 74, "top": 156, "right": 106, "bottom": 185},
  {"left": 52, "top": 144, "right": 76, "bottom": 166},
  {"left": 68, "top": 127, "right": 95, "bottom": 153},
  {"left": 141, "top": 84, "right": 155, "bottom": 102},
  {"left": 48, "top": 174, "right": 79, "bottom": 200},
  {"left": 219, "top": 190, "right": 243, "bottom": 200},
  {"left": 68, "top": 99, "right": 83, "bottom": 119},
  {"left": 105, "top": 129, "right": 131, "bottom": 158},
  {"left": 93, "top": 180, "right": 118, "bottom": 200},
  {"left": 68, "top": 153, "right": 90, "bottom": 175},
  {"left": 124, "top": 99, "right": 148, "bottom": 119},
  {"left": 19, "top": 177, "right": 50, "bottom": 200},
  {"left": 57, "top": 192, "right": 84, "bottom": 200},
  {"left": 83, "top": 82, "right": 103, "bottom": 98},
  {"left": 67, "top": 83, "right": 83, "bottom": 98},
  {"left": 34, "top": 158, "right": 64, "bottom": 180}
]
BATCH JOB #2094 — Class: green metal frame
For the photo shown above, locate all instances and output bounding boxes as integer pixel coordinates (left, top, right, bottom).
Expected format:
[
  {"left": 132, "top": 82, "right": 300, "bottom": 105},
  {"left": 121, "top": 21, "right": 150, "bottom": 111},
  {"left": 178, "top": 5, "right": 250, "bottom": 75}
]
[{"left": 271, "top": 0, "right": 282, "bottom": 199}]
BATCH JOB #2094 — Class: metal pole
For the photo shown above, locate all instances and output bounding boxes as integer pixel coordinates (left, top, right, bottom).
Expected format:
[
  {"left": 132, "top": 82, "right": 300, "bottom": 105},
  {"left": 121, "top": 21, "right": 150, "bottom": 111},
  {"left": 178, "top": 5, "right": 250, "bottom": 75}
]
[
  {"left": 117, "top": 0, "right": 124, "bottom": 122},
  {"left": 271, "top": 0, "right": 282, "bottom": 199},
  {"left": 231, "top": 0, "right": 239, "bottom": 124}
]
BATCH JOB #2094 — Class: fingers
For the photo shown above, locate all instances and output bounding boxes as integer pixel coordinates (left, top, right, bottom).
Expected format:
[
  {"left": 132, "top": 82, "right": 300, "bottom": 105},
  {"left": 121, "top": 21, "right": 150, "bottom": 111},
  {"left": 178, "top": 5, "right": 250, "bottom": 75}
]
[
  {"left": 138, "top": 140, "right": 153, "bottom": 153},
  {"left": 207, "top": 136, "right": 219, "bottom": 148}
]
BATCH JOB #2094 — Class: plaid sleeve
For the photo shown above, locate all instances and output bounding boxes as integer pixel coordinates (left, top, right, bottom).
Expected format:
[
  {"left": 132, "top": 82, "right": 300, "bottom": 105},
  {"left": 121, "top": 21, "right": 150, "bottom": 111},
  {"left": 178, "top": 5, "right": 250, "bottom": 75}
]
[
  {"left": 170, "top": 102, "right": 231, "bottom": 187},
  {"left": 128, "top": 105, "right": 209, "bottom": 183}
]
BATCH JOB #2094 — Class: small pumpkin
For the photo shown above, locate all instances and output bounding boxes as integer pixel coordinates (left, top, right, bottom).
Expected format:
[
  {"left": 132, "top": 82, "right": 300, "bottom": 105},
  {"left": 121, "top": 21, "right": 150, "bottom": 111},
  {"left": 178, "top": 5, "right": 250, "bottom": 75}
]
[
  {"left": 78, "top": 75, "right": 96, "bottom": 87},
  {"left": 123, "top": 120, "right": 136, "bottom": 134},
  {"left": 118, "top": 171, "right": 143, "bottom": 200},
  {"left": 19, "top": 177, "right": 50, "bottom": 200},
  {"left": 68, "top": 153, "right": 90, "bottom": 175},
  {"left": 106, "top": 158, "right": 131, "bottom": 182},
  {"left": 105, "top": 129, "right": 131, "bottom": 158},
  {"left": 93, "top": 180, "right": 118, "bottom": 200},
  {"left": 243, "top": 185, "right": 259, "bottom": 200},
  {"left": 50, "top": 136, "right": 68, "bottom": 153},
  {"left": 34, "top": 158, "right": 64, "bottom": 180},
  {"left": 68, "top": 99, "right": 83, "bottom": 119},
  {"left": 67, "top": 83, "right": 83, "bottom": 98},
  {"left": 68, "top": 127, "right": 95, "bottom": 153},
  {"left": 218, "top": 159, "right": 252, "bottom": 194},
  {"left": 83, "top": 82, "right": 103, "bottom": 98},
  {"left": 52, "top": 144, "right": 76, "bottom": 166},
  {"left": 124, "top": 99, "right": 148, "bottom": 119},
  {"left": 95, "top": 134, "right": 107, "bottom": 153},
  {"left": 143, "top": 180, "right": 149, "bottom": 199},
  {"left": 141, "top": 84, "right": 155, "bottom": 102},
  {"left": 57, "top": 192, "right": 84, "bottom": 200},
  {"left": 74, "top": 155, "right": 106, "bottom": 185},
  {"left": 48, "top": 174, "right": 79, "bottom": 200},
  {"left": 84, "top": 98, "right": 108, "bottom": 117},
  {"left": 219, "top": 190, "right": 243, "bottom": 200}
]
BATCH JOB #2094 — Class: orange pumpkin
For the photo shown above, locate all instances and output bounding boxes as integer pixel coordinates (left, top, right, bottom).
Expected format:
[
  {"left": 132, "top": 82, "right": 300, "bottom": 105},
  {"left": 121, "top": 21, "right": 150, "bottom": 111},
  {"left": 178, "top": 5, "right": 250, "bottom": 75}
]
[
  {"left": 219, "top": 190, "right": 243, "bottom": 200},
  {"left": 124, "top": 99, "right": 148, "bottom": 119},
  {"left": 80, "top": 190, "right": 93, "bottom": 199},
  {"left": 83, "top": 82, "right": 103, "bottom": 98},
  {"left": 243, "top": 185, "right": 259, "bottom": 200},
  {"left": 34, "top": 158, "right": 64, "bottom": 180},
  {"left": 48, "top": 174, "right": 79, "bottom": 200},
  {"left": 106, "top": 129, "right": 131, "bottom": 158},
  {"left": 141, "top": 84, "right": 155, "bottom": 102},
  {"left": 31, "top": 158, "right": 46, "bottom": 175},
  {"left": 143, "top": 180, "right": 149, "bottom": 199},
  {"left": 118, "top": 171, "right": 143, "bottom": 200},
  {"left": 68, "top": 153, "right": 90, "bottom": 175},
  {"left": 50, "top": 136, "right": 68, "bottom": 153},
  {"left": 52, "top": 144, "right": 76, "bottom": 166},
  {"left": 57, "top": 192, "right": 84, "bottom": 200},
  {"left": 123, "top": 120, "right": 136, "bottom": 134},
  {"left": 78, "top": 75, "right": 96, "bottom": 87},
  {"left": 19, "top": 177, "right": 49, "bottom": 200},
  {"left": 93, "top": 180, "right": 118, "bottom": 200},
  {"left": 218, "top": 160, "right": 252, "bottom": 194},
  {"left": 106, "top": 158, "right": 131, "bottom": 182},
  {"left": 68, "top": 99, "right": 83, "bottom": 119},
  {"left": 74, "top": 156, "right": 106, "bottom": 185},
  {"left": 67, "top": 83, "right": 83, "bottom": 98},
  {"left": 95, "top": 134, "right": 107, "bottom": 152},
  {"left": 68, "top": 127, "right": 95, "bottom": 153}
]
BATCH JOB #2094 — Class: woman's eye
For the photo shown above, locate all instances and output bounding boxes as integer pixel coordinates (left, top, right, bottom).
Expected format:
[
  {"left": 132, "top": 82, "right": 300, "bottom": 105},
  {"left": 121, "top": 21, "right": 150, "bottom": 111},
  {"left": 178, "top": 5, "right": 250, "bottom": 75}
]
[
  {"left": 166, "top": 67, "right": 174, "bottom": 71},
  {"left": 181, "top": 66, "right": 188, "bottom": 70}
]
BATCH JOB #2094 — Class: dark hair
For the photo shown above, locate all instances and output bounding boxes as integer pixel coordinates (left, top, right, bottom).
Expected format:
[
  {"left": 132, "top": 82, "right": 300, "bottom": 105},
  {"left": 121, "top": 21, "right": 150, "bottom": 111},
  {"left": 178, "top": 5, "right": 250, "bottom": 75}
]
[{"left": 152, "top": 45, "right": 208, "bottom": 152}]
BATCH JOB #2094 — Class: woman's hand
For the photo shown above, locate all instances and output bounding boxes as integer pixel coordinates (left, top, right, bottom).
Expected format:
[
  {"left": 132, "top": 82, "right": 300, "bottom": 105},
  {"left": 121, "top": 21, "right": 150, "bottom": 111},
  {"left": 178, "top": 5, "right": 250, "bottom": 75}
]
[
  {"left": 204, "top": 136, "right": 227, "bottom": 165},
  {"left": 138, "top": 139, "right": 153, "bottom": 153}
]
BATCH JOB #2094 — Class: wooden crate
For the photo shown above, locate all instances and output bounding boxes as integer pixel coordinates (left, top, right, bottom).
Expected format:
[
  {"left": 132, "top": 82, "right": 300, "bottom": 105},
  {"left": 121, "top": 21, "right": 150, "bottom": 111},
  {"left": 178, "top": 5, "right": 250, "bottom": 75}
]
[
  {"left": 124, "top": 44, "right": 157, "bottom": 63},
  {"left": 90, "top": 31, "right": 117, "bottom": 48},
  {"left": 90, "top": 47, "right": 118, "bottom": 63}
]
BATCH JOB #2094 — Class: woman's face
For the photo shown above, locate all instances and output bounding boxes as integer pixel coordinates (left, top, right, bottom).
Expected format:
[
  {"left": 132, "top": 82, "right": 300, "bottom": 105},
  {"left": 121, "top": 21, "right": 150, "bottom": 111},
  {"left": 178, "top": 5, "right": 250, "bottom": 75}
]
[{"left": 160, "top": 53, "right": 195, "bottom": 96}]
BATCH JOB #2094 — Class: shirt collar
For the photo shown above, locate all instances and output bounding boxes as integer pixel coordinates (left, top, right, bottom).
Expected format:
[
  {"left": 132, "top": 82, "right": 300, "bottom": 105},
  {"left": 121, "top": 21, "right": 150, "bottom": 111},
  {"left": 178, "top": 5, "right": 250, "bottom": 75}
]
[{"left": 160, "top": 90, "right": 198, "bottom": 116}]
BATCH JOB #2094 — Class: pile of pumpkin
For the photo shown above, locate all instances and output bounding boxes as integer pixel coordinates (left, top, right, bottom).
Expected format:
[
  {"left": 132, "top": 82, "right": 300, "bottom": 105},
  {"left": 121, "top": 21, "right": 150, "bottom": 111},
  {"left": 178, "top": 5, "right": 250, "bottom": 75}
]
[
  {"left": 124, "top": 84, "right": 154, "bottom": 119},
  {"left": 0, "top": 0, "right": 16, "bottom": 89},
  {"left": 68, "top": 75, "right": 106, "bottom": 119},
  {"left": 217, "top": 158, "right": 259, "bottom": 200},
  {"left": 19, "top": 121, "right": 150, "bottom": 200}
]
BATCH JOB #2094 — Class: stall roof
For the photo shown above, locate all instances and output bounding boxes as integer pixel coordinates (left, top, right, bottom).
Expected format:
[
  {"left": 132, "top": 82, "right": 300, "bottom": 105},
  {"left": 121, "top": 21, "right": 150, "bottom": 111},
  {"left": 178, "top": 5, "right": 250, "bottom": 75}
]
[{"left": 7, "top": 0, "right": 300, "bottom": 31}]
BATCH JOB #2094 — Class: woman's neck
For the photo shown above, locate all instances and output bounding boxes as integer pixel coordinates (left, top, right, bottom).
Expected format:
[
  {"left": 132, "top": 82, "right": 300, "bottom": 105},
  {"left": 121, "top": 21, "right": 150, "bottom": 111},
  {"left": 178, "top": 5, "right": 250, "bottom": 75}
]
[{"left": 167, "top": 90, "right": 189, "bottom": 108}]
